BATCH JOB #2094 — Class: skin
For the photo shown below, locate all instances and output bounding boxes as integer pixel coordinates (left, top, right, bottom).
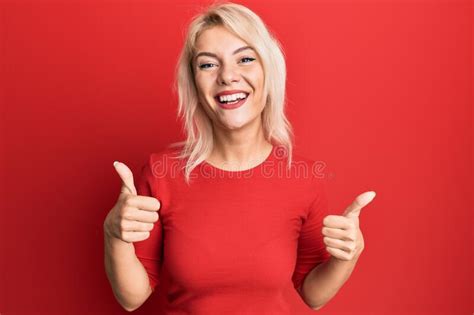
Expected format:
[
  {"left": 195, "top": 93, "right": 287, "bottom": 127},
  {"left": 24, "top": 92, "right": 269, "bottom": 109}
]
[
  {"left": 103, "top": 162, "right": 161, "bottom": 311},
  {"left": 193, "top": 25, "right": 273, "bottom": 170},
  {"left": 299, "top": 191, "right": 377, "bottom": 310},
  {"left": 322, "top": 191, "right": 376, "bottom": 261}
]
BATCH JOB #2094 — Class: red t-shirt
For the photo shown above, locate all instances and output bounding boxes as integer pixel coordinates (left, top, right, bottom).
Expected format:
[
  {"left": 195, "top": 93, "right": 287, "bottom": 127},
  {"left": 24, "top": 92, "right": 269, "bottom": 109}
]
[{"left": 133, "top": 144, "right": 331, "bottom": 314}]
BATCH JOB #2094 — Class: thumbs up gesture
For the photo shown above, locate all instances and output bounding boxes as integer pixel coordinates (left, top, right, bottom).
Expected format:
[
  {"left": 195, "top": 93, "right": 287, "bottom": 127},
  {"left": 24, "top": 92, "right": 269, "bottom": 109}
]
[
  {"left": 103, "top": 161, "right": 161, "bottom": 243},
  {"left": 322, "top": 191, "right": 376, "bottom": 261}
]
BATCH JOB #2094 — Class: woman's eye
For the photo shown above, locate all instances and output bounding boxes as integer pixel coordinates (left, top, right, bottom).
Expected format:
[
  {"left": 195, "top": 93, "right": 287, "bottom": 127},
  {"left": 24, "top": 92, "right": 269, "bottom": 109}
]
[
  {"left": 198, "top": 63, "right": 215, "bottom": 69},
  {"left": 198, "top": 57, "right": 255, "bottom": 70},
  {"left": 240, "top": 57, "right": 255, "bottom": 63}
]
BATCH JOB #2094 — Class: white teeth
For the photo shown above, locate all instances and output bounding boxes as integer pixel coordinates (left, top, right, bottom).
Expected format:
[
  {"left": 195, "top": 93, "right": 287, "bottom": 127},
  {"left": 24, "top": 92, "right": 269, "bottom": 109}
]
[{"left": 218, "top": 92, "right": 247, "bottom": 103}]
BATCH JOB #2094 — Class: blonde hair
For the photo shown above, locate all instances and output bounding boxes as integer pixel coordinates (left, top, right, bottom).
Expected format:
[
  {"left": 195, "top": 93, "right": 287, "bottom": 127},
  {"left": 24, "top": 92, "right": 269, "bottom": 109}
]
[{"left": 168, "top": 1, "right": 294, "bottom": 184}]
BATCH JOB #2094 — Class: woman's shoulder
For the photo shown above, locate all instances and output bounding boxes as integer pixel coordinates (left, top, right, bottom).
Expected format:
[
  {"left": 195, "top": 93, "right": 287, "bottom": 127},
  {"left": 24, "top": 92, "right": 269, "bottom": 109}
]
[
  {"left": 288, "top": 149, "right": 329, "bottom": 187},
  {"left": 144, "top": 144, "right": 187, "bottom": 180},
  {"left": 290, "top": 149, "right": 322, "bottom": 164},
  {"left": 148, "top": 144, "right": 183, "bottom": 162}
]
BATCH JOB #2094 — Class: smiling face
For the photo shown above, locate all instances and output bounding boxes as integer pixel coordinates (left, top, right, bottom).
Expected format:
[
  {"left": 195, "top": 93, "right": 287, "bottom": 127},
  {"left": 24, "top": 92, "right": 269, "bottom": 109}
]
[{"left": 193, "top": 25, "right": 266, "bottom": 131}]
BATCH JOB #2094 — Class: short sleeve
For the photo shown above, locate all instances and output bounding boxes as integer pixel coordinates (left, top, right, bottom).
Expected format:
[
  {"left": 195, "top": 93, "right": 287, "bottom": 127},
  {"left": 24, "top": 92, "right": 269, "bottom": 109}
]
[
  {"left": 132, "top": 157, "right": 163, "bottom": 293},
  {"left": 292, "top": 178, "right": 332, "bottom": 293}
]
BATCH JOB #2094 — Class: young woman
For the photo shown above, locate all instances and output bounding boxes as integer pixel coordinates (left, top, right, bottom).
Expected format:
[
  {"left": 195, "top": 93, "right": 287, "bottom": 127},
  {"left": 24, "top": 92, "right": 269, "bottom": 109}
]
[{"left": 104, "top": 2, "right": 376, "bottom": 313}]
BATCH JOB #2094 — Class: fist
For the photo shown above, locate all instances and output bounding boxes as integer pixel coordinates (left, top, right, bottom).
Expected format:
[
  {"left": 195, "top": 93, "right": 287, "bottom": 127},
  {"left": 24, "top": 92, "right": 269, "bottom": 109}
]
[
  {"left": 322, "top": 191, "right": 376, "bottom": 261},
  {"left": 103, "top": 161, "right": 161, "bottom": 243}
]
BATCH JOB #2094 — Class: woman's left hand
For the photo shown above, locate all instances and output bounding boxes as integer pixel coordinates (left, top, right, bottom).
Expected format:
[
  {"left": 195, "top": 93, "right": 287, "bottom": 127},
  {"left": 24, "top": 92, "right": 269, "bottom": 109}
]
[{"left": 322, "top": 191, "right": 376, "bottom": 261}]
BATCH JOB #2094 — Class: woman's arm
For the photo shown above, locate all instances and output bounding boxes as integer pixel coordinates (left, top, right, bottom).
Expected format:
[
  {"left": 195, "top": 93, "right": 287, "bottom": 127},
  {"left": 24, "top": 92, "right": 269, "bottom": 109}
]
[
  {"left": 302, "top": 191, "right": 374, "bottom": 310},
  {"left": 300, "top": 254, "right": 360, "bottom": 310},
  {"left": 104, "top": 228, "right": 153, "bottom": 312}
]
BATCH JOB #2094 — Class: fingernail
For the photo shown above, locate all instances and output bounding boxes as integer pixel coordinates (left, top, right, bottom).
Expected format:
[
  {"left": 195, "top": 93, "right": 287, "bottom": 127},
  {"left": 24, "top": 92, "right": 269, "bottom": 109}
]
[{"left": 113, "top": 161, "right": 119, "bottom": 167}]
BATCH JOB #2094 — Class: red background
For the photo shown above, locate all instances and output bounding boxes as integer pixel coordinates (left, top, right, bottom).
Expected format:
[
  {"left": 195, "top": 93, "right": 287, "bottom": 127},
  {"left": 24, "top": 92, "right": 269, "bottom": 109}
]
[{"left": 1, "top": 0, "right": 472, "bottom": 314}]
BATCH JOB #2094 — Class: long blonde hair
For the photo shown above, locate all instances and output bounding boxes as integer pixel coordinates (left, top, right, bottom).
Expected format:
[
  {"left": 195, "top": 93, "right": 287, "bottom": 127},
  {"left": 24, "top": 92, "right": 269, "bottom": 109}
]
[{"left": 168, "top": 1, "right": 294, "bottom": 184}]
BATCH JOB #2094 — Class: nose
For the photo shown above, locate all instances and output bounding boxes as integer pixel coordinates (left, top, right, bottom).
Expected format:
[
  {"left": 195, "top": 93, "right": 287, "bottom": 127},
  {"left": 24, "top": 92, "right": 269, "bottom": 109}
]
[{"left": 217, "top": 63, "right": 240, "bottom": 85}]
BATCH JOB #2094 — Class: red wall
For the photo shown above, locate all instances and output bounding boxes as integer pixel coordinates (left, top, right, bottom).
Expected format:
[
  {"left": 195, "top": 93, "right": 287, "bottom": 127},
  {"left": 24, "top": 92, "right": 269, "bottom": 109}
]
[{"left": 1, "top": 0, "right": 472, "bottom": 314}]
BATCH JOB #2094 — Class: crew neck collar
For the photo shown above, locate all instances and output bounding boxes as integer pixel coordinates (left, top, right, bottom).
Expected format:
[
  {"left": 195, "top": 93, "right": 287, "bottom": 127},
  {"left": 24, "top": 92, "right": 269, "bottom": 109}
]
[{"left": 201, "top": 144, "right": 275, "bottom": 174}]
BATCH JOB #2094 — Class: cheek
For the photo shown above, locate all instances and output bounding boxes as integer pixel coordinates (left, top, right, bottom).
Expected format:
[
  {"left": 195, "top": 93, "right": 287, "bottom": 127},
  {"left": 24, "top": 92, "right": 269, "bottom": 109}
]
[
  {"left": 194, "top": 75, "right": 212, "bottom": 96},
  {"left": 246, "top": 67, "right": 264, "bottom": 91},
  {"left": 194, "top": 73, "right": 204, "bottom": 86}
]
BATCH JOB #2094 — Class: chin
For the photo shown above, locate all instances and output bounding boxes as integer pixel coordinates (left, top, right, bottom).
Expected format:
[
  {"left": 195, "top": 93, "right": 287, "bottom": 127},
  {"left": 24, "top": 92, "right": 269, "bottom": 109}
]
[
  {"left": 224, "top": 115, "right": 260, "bottom": 130},
  {"left": 221, "top": 121, "right": 247, "bottom": 130},
  {"left": 215, "top": 116, "right": 245, "bottom": 129}
]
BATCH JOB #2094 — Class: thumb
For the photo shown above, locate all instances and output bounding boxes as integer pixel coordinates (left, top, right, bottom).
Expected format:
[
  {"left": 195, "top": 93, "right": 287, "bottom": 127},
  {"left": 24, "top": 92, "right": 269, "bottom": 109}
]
[
  {"left": 342, "top": 191, "right": 376, "bottom": 218},
  {"left": 113, "top": 161, "right": 137, "bottom": 196}
]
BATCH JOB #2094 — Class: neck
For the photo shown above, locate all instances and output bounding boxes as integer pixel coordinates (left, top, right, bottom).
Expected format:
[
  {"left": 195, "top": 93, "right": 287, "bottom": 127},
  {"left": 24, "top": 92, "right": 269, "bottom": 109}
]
[{"left": 208, "top": 117, "right": 273, "bottom": 168}]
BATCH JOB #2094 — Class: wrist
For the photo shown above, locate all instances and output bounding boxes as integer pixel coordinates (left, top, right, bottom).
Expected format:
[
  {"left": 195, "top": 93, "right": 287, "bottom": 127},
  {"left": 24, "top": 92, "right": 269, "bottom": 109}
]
[{"left": 103, "top": 222, "right": 124, "bottom": 245}]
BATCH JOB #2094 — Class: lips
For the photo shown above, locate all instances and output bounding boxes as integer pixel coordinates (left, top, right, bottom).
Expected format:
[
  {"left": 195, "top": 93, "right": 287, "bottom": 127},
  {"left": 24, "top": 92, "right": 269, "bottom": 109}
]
[
  {"left": 214, "top": 89, "right": 249, "bottom": 98},
  {"left": 214, "top": 93, "right": 249, "bottom": 103},
  {"left": 216, "top": 94, "right": 248, "bottom": 110}
]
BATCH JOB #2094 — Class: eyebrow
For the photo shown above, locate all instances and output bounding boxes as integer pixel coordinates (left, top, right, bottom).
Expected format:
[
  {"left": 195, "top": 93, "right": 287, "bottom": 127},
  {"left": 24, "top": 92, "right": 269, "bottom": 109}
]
[{"left": 194, "top": 45, "right": 255, "bottom": 62}]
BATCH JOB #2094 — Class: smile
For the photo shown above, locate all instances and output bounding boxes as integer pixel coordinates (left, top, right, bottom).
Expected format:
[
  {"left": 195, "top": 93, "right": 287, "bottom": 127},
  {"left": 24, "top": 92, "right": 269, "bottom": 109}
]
[{"left": 214, "top": 93, "right": 249, "bottom": 110}]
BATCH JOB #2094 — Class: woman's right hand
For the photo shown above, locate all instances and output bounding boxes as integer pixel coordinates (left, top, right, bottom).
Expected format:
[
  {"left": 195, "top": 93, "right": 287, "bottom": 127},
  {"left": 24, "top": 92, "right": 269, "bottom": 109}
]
[{"left": 104, "top": 161, "right": 161, "bottom": 243}]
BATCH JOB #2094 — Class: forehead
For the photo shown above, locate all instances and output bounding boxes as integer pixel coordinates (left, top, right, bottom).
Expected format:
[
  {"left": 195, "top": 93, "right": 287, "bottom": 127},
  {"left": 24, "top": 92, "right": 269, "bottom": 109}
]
[{"left": 195, "top": 26, "right": 249, "bottom": 54}]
